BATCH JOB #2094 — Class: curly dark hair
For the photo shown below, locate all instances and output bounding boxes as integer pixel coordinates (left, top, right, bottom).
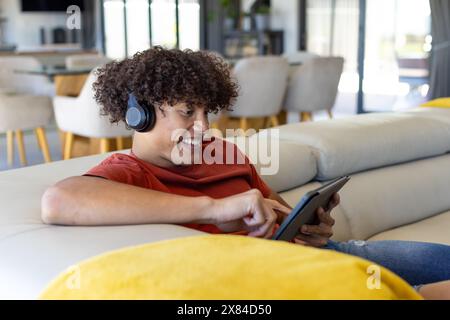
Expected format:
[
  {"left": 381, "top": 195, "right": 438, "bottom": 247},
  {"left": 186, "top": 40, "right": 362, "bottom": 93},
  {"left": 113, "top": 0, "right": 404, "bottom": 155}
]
[{"left": 93, "top": 46, "right": 239, "bottom": 124}]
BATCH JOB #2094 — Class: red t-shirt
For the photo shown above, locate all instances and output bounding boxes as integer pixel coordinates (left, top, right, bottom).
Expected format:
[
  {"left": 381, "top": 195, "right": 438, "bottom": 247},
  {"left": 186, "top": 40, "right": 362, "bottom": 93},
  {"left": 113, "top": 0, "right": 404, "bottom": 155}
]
[{"left": 84, "top": 138, "right": 273, "bottom": 234}]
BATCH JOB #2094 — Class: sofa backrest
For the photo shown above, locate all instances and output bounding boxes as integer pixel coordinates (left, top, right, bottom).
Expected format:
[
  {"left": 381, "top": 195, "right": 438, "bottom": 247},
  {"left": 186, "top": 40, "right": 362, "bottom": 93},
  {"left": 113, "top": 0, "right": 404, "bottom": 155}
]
[
  {"left": 331, "top": 153, "right": 450, "bottom": 240},
  {"left": 272, "top": 108, "right": 450, "bottom": 240},
  {"left": 270, "top": 110, "right": 450, "bottom": 181}
]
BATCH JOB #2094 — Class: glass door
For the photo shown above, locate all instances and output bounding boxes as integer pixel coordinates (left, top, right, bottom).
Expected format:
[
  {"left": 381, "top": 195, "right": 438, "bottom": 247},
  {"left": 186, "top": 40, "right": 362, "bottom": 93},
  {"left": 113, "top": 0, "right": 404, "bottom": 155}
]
[
  {"left": 306, "top": 0, "right": 360, "bottom": 116},
  {"left": 363, "top": 0, "right": 431, "bottom": 112},
  {"left": 305, "top": 0, "right": 431, "bottom": 115}
]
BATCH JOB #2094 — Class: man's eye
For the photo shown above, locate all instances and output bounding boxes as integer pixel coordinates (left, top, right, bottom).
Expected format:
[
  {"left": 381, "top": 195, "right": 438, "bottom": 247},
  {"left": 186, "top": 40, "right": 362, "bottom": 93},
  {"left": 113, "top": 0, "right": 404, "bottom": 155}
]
[{"left": 184, "top": 110, "right": 194, "bottom": 116}]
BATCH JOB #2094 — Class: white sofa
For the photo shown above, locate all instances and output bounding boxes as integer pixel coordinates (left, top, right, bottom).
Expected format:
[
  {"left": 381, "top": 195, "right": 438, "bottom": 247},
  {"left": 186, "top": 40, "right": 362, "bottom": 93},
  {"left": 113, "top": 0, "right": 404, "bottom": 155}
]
[{"left": 1, "top": 107, "right": 449, "bottom": 299}]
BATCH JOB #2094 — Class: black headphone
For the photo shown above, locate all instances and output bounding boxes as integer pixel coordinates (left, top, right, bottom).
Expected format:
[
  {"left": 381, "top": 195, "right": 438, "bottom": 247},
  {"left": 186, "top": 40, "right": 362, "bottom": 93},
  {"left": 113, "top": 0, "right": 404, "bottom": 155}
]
[{"left": 125, "top": 93, "right": 156, "bottom": 132}]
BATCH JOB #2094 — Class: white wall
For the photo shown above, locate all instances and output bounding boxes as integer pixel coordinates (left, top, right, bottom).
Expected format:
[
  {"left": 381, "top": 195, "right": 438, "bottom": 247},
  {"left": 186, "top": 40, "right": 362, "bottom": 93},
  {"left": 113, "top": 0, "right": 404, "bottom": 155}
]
[
  {"left": 271, "top": 0, "right": 299, "bottom": 54},
  {"left": 0, "top": 0, "right": 67, "bottom": 50},
  {"left": 241, "top": 0, "right": 299, "bottom": 54}
]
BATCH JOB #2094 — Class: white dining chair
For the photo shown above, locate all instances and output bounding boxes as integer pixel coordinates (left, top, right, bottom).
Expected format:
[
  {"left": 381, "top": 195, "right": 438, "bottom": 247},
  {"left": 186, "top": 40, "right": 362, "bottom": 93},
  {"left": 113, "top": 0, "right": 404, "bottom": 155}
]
[
  {"left": 52, "top": 69, "right": 132, "bottom": 160},
  {"left": 228, "top": 56, "right": 289, "bottom": 131},
  {"left": 0, "top": 56, "right": 54, "bottom": 96},
  {"left": 283, "top": 51, "right": 320, "bottom": 65},
  {"left": 0, "top": 56, "right": 54, "bottom": 166},
  {"left": 283, "top": 57, "right": 344, "bottom": 121}
]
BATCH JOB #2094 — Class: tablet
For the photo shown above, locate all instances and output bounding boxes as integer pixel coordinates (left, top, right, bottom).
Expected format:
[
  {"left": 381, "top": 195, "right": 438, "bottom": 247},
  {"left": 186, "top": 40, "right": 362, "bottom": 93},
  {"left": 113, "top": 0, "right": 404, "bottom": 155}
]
[{"left": 272, "top": 175, "right": 350, "bottom": 241}]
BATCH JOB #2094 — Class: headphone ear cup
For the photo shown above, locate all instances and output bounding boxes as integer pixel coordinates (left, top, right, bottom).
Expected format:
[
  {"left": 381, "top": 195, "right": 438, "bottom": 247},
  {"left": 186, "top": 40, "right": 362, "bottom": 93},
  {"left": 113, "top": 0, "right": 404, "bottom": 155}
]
[{"left": 126, "top": 93, "right": 156, "bottom": 132}]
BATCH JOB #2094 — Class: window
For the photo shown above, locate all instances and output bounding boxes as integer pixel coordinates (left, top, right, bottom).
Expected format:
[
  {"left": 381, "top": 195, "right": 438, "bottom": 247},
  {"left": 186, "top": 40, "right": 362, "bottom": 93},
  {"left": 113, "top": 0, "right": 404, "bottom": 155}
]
[
  {"left": 126, "top": 0, "right": 151, "bottom": 55},
  {"left": 306, "top": 0, "right": 431, "bottom": 114},
  {"left": 103, "top": 0, "right": 126, "bottom": 59},
  {"left": 102, "top": 0, "right": 200, "bottom": 59}
]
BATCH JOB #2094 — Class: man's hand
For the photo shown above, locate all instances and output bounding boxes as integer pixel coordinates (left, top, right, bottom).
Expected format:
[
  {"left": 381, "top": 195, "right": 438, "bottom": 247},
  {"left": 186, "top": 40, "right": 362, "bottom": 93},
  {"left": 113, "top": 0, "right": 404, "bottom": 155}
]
[
  {"left": 293, "top": 193, "right": 340, "bottom": 247},
  {"left": 212, "top": 189, "right": 291, "bottom": 238}
]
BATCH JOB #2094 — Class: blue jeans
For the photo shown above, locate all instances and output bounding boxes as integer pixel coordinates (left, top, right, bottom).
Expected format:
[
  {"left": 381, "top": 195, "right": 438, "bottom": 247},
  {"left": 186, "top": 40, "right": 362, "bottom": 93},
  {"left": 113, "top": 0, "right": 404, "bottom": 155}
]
[{"left": 324, "top": 239, "right": 450, "bottom": 286}]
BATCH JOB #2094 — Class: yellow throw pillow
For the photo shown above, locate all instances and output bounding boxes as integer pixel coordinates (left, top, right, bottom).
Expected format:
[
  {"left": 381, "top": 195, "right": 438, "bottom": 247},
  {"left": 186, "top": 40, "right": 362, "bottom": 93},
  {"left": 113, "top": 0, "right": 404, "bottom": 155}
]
[
  {"left": 420, "top": 97, "right": 450, "bottom": 108},
  {"left": 40, "top": 235, "right": 421, "bottom": 300}
]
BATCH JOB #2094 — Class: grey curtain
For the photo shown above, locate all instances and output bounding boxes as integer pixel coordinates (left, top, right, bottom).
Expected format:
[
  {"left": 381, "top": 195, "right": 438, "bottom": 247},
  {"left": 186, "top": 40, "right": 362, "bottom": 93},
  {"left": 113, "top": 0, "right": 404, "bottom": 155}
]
[
  {"left": 429, "top": 0, "right": 450, "bottom": 98},
  {"left": 81, "top": 0, "right": 97, "bottom": 50}
]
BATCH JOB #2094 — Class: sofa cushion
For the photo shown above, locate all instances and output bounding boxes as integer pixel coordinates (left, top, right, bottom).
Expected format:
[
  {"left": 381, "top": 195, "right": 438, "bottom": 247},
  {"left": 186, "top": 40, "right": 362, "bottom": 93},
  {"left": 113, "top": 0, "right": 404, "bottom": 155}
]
[
  {"left": 0, "top": 224, "right": 202, "bottom": 299},
  {"left": 405, "top": 107, "right": 450, "bottom": 126},
  {"left": 270, "top": 111, "right": 450, "bottom": 180},
  {"left": 368, "top": 210, "right": 450, "bottom": 245},
  {"left": 0, "top": 153, "right": 118, "bottom": 232},
  {"left": 40, "top": 235, "right": 420, "bottom": 300},
  {"left": 336, "top": 154, "right": 450, "bottom": 241}
]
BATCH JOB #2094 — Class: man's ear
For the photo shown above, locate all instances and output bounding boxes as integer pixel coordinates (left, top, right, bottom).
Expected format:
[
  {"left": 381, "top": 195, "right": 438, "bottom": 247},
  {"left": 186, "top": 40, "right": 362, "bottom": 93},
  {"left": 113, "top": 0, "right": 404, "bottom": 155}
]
[{"left": 156, "top": 104, "right": 166, "bottom": 117}]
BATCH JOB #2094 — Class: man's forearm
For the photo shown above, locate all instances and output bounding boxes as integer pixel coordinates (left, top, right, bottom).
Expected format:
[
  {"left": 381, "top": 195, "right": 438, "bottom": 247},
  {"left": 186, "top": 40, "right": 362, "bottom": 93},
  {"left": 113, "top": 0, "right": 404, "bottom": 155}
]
[{"left": 41, "top": 176, "right": 216, "bottom": 226}]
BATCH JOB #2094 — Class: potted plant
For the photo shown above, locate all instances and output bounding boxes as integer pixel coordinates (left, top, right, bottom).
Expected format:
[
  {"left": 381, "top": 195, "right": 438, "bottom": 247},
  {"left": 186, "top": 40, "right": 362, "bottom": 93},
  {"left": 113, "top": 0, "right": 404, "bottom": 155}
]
[
  {"left": 220, "top": 0, "right": 239, "bottom": 30},
  {"left": 254, "top": 5, "right": 271, "bottom": 31}
]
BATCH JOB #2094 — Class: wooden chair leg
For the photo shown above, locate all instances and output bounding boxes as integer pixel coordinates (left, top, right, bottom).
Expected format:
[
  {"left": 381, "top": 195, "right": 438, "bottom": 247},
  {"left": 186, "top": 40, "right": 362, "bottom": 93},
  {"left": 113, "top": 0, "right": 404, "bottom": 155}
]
[
  {"left": 63, "top": 132, "right": 74, "bottom": 160},
  {"left": 269, "top": 115, "right": 279, "bottom": 127},
  {"left": 100, "top": 138, "right": 110, "bottom": 154},
  {"left": 58, "top": 130, "right": 66, "bottom": 158},
  {"left": 327, "top": 110, "right": 333, "bottom": 119},
  {"left": 218, "top": 114, "right": 228, "bottom": 132},
  {"left": 6, "top": 130, "right": 14, "bottom": 166},
  {"left": 15, "top": 130, "right": 27, "bottom": 166},
  {"left": 35, "top": 127, "right": 52, "bottom": 163},
  {"left": 262, "top": 116, "right": 270, "bottom": 128},
  {"left": 300, "top": 112, "right": 313, "bottom": 122},
  {"left": 239, "top": 117, "right": 248, "bottom": 131},
  {"left": 116, "top": 137, "right": 124, "bottom": 150}
]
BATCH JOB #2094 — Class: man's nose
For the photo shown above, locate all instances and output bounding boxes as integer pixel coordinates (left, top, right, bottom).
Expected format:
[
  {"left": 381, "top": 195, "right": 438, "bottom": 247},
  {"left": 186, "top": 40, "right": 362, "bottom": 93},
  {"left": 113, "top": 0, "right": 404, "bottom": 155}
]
[{"left": 194, "top": 113, "right": 209, "bottom": 132}]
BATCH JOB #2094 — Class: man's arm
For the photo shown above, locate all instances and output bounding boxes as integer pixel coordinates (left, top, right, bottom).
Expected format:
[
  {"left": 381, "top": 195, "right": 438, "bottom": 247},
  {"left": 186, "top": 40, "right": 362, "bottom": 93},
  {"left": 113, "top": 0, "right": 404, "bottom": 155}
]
[
  {"left": 41, "top": 176, "right": 215, "bottom": 226},
  {"left": 41, "top": 176, "right": 290, "bottom": 240}
]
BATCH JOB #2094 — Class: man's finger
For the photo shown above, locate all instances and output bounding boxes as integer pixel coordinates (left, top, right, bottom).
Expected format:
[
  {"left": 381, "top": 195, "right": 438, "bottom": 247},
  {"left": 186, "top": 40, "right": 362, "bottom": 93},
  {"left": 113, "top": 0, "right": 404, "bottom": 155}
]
[
  {"left": 265, "top": 199, "right": 291, "bottom": 214},
  {"left": 294, "top": 234, "right": 328, "bottom": 247},
  {"left": 248, "top": 207, "right": 276, "bottom": 238},
  {"left": 293, "top": 238, "right": 309, "bottom": 246},
  {"left": 248, "top": 220, "right": 274, "bottom": 238},
  {"left": 301, "top": 224, "right": 333, "bottom": 238},
  {"left": 317, "top": 207, "right": 335, "bottom": 226},
  {"left": 329, "top": 193, "right": 340, "bottom": 208},
  {"left": 243, "top": 211, "right": 265, "bottom": 226}
]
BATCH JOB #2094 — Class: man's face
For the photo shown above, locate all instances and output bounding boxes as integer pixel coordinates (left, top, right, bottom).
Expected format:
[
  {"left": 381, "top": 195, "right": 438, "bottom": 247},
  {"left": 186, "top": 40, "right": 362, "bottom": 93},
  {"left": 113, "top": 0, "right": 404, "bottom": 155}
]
[{"left": 139, "top": 102, "right": 210, "bottom": 166}]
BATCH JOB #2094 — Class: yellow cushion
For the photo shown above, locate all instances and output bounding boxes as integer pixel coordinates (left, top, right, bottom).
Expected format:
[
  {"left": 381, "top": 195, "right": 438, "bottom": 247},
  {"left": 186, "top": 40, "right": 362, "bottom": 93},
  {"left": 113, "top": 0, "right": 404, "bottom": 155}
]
[
  {"left": 421, "top": 97, "right": 450, "bottom": 108},
  {"left": 40, "top": 235, "right": 421, "bottom": 300}
]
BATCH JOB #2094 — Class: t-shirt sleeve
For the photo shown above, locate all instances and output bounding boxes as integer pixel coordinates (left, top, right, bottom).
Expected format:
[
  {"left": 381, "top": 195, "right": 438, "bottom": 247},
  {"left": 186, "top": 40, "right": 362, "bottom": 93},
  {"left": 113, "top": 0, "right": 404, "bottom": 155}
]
[
  {"left": 249, "top": 163, "right": 273, "bottom": 198},
  {"left": 84, "top": 154, "right": 149, "bottom": 188},
  {"left": 229, "top": 140, "right": 273, "bottom": 198}
]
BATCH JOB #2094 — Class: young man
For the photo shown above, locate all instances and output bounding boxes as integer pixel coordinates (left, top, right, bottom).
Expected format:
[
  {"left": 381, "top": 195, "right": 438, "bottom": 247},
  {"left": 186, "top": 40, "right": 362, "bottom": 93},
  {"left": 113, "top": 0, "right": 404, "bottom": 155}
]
[{"left": 41, "top": 47, "right": 450, "bottom": 299}]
